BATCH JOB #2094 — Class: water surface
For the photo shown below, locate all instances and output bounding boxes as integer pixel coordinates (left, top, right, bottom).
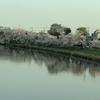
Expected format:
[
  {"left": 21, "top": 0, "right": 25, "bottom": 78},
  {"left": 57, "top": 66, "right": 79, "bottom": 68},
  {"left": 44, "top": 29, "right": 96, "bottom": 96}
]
[{"left": 0, "top": 46, "right": 100, "bottom": 100}]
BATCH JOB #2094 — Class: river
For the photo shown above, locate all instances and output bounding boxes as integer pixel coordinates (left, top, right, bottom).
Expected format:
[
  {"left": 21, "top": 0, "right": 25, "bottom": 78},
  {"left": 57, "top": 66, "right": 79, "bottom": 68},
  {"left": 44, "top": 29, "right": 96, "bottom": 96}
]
[{"left": 0, "top": 46, "right": 100, "bottom": 100}]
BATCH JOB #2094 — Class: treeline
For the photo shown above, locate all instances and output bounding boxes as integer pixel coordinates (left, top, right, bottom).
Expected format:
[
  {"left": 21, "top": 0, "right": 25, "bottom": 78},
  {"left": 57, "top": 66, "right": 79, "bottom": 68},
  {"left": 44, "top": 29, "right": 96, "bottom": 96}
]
[{"left": 0, "top": 24, "right": 99, "bottom": 48}]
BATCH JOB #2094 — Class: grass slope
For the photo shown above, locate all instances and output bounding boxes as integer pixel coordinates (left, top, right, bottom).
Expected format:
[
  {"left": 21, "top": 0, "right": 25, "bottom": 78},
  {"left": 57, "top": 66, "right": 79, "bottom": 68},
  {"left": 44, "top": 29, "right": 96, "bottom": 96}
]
[{"left": 3, "top": 43, "right": 100, "bottom": 59}]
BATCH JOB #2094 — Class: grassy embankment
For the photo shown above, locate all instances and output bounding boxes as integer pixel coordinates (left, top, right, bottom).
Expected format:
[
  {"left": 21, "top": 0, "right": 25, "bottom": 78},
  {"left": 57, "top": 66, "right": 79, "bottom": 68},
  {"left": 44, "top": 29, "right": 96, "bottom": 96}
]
[
  {"left": 5, "top": 43, "right": 100, "bottom": 59},
  {"left": 55, "top": 46, "right": 100, "bottom": 58}
]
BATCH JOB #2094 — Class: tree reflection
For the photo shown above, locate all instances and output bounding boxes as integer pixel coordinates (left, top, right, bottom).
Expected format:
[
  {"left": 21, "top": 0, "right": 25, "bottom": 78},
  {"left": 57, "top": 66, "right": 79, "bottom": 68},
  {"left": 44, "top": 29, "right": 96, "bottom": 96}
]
[{"left": 0, "top": 46, "right": 100, "bottom": 77}]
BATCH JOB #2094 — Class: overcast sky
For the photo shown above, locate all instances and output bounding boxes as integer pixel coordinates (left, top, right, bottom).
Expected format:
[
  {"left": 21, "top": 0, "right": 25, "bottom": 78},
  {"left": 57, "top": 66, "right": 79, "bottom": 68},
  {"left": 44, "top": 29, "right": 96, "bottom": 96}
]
[{"left": 0, "top": 0, "right": 100, "bottom": 32}]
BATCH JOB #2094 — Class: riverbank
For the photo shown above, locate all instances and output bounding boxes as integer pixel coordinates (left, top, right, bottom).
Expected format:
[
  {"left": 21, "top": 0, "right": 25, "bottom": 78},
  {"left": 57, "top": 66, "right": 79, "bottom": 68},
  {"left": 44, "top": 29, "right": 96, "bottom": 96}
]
[{"left": 2, "top": 43, "right": 100, "bottom": 63}]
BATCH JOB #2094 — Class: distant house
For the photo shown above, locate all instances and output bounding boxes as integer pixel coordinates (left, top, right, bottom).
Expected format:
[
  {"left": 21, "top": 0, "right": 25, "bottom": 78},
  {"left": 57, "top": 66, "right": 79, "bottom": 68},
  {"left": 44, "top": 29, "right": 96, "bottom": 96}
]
[
  {"left": 91, "top": 29, "right": 100, "bottom": 40},
  {"left": 85, "top": 29, "right": 100, "bottom": 47}
]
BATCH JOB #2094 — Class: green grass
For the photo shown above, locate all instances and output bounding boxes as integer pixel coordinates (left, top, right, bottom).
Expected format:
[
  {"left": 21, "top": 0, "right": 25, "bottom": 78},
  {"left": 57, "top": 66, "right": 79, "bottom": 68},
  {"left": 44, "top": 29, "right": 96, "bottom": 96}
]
[
  {"left": 46, "top": 46, "right": 100, "bottom": 58},
  {"left": 69, "top": 47, "right": 100, "bottom": 56}
]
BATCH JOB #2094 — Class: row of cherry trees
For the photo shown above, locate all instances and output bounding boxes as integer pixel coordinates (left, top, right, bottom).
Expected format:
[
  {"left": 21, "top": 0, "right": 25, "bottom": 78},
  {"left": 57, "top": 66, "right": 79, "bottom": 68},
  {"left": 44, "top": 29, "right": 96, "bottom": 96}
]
[{"left": 0, "top": 25, "right": 99, "bottom": 48}]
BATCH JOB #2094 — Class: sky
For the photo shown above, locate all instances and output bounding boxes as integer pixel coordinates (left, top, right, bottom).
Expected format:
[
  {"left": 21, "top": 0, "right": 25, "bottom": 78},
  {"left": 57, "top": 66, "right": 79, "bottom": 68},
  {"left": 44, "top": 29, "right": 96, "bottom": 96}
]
[{"left": 0, "top": 0, "right": 100, "bottom": 33}]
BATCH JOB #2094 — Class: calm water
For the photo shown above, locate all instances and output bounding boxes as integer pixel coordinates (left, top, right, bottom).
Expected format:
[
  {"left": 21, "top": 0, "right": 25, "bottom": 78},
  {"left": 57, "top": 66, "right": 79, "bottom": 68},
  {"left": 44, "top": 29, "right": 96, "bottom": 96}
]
[{"left": 0, "top": 46, "right": 100, "bottom": 100}]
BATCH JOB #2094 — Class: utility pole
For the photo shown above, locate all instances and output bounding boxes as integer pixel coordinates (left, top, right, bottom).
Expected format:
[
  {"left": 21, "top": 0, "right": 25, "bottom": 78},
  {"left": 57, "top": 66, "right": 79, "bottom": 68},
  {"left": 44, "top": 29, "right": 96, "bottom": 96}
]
[
  {"left": 18, "top": 24, "right": 21, "bottom": 29},
  {"left": 43, "top": 27, "right": 45, "bottom": 33},
  {"left": 42, "top": 26, "right": 48, "bottom": 33},
  {"left": 87, "top": 27, "right": 89, "bottom": 33},
  {"left": 30, "top": 27, "right": 33, "bottom": 32},
  {"left": 87, "top": 27, "right": 90, "bottom": 36}
]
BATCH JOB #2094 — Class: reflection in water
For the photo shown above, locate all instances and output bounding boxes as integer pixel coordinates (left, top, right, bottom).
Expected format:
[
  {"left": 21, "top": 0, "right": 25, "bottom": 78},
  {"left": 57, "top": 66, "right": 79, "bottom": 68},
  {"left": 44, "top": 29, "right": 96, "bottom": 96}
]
[{"left": 0, "top": 46, "right": 100, "bottom": 77}]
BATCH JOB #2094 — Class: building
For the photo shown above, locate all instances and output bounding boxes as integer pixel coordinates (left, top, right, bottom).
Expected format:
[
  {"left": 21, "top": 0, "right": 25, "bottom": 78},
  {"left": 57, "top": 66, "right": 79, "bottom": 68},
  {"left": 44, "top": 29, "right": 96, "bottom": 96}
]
[{"left": 91, "top": 29, "right": 100, "bottom": 40}]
